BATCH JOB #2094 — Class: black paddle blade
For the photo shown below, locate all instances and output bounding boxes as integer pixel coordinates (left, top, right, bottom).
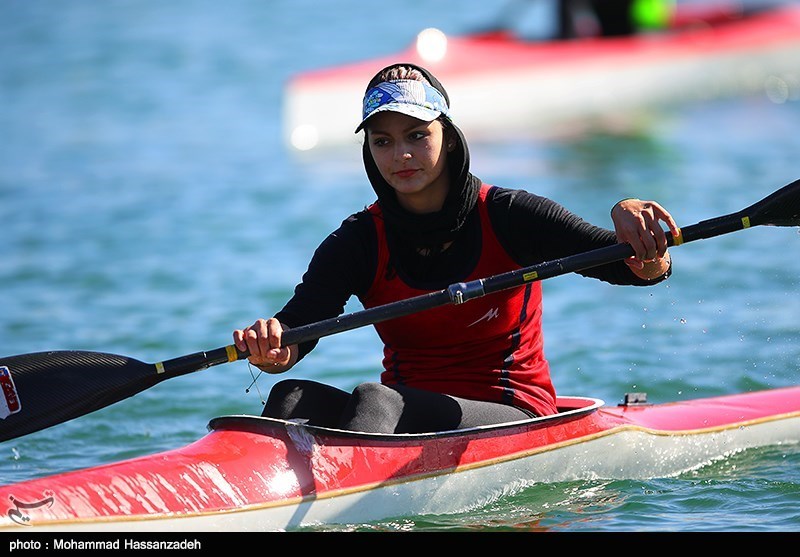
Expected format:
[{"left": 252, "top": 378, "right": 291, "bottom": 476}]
[
  {"left": 0, "top": 351, "right": 159, "bottom": 443},
  {"left": 674, "top": 178, "right": 800, "bottom": 245},
  {"left": 747, "top": 178, "right": 800, "bottom": 227}
]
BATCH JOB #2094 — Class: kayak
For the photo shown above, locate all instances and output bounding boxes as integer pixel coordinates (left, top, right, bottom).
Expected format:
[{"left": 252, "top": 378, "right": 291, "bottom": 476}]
[
  {"left": 1, "top": 386, "right": 798, "bottom": 532},
  {"left": 283, "top": 3, "right": 800, "bottom": 151}
]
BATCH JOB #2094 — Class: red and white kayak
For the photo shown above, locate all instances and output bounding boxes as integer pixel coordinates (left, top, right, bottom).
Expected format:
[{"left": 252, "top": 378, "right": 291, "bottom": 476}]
[
  {"left": 1, "top": 386, "right": 798, "bottom": 531},
  {"left": 283, "top": 3, "right": 800, "bottom": 151}
]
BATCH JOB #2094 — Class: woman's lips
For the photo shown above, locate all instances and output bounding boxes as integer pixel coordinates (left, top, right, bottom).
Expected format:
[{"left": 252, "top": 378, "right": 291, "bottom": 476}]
[{"left": 394, "top": 169, "right": 418, "bottom": 178}]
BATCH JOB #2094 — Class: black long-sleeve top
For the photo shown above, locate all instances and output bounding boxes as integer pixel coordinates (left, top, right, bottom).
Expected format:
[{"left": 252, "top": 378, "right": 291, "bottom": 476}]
[{"left": 275, "top": 186, "right": 670, "bottom": 360}]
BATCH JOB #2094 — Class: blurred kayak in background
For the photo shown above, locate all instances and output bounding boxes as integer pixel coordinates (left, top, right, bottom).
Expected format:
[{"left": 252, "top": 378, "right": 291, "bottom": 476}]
[{"left": 283, "top": 1, "right": 800, "bottom": 151}]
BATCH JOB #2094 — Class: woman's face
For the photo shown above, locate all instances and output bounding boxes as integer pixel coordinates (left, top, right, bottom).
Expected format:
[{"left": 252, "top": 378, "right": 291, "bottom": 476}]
[{"left": 366, "top": 111, "right": 451, "bottom": 214}]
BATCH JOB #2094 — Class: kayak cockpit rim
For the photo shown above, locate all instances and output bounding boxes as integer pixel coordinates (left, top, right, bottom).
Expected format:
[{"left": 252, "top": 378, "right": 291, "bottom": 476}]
[{"left": 207, "top": 395, "right": 605, "bottom": 440}]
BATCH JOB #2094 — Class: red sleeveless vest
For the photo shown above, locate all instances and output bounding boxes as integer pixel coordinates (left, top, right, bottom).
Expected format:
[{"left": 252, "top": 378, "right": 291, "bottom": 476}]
[{"left": 362, "top": 184, "right": 557, "bottom": 417}]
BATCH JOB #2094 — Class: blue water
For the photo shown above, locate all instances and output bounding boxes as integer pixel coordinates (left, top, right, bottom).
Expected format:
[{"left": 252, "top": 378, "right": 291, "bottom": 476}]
[{"left": 1, "top": 0, "right": 799, "bottom": 533}]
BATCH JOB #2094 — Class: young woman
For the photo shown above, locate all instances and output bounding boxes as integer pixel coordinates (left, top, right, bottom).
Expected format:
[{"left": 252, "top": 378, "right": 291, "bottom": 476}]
[{"left": 233, "top": 63, "right": 679, "bottom": 434}]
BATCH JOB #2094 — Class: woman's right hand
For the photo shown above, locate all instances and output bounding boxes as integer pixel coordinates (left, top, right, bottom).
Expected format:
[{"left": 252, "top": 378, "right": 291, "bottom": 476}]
[{"left": 233, "top": 318, "right": 294, "bottom": 372}]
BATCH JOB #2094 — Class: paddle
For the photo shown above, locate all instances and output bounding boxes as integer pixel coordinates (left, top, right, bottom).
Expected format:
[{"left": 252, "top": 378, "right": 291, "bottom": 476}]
[{"left": 1, "top": 179, "right": 798, "bottom": 443}]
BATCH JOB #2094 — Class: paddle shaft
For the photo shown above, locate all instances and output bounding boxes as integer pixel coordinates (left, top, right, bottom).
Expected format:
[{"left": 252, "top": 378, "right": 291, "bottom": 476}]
[
  {"left": 1, "top": 178, "right": 797, "bottom": 443},
  {"left": 157, "top": 242, "right": 643, "bottom": 378},
  {"left": 162, "top": 189, "right": 788, "bottom": 376}
]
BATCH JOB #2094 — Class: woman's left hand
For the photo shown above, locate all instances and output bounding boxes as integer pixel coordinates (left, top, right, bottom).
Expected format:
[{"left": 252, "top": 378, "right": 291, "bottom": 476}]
[{"left": 611, "top": 198, "right": 680, "bottom": 277}]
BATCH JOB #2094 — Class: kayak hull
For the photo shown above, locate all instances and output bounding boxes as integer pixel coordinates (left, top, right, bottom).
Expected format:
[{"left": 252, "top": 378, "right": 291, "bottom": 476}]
[{"left": 1, "top": 387, "right": 799, "bottom": 531}]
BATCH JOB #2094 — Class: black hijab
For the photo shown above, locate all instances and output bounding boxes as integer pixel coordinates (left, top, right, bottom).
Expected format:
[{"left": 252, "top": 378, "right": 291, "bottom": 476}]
[{"left": 360, "top": 63, "right": 482, "bottom": 253}]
